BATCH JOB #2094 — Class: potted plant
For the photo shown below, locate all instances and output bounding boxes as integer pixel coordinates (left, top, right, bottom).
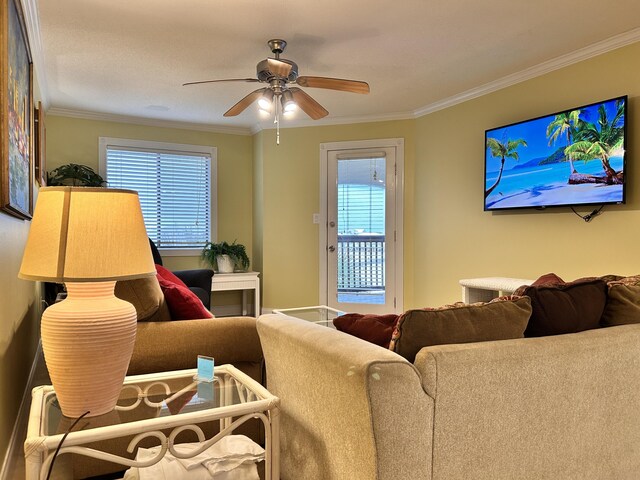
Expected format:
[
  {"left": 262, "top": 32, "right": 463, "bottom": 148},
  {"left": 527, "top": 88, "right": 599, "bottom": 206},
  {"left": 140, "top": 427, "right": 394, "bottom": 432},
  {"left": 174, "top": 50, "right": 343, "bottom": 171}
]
[
  {"left": 202, "top": 240, "right": 250, "bottom": 273},
  {"left": 47, "top": 163, "right": 106, "bottom": 187}
]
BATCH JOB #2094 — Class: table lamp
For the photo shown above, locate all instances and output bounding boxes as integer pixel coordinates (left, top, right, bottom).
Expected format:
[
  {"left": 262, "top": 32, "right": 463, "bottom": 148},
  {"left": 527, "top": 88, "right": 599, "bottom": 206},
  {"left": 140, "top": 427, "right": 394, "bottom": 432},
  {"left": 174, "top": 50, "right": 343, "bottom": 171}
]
[{"left": 19, "top": 187, "right": 155, "bottom": 418}]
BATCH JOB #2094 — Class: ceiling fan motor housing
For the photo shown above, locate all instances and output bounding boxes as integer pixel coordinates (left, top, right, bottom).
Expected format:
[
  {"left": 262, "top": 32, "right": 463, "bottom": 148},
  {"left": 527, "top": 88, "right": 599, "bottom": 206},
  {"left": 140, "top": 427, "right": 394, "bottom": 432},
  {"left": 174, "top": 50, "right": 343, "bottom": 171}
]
[{"left": 257, "top": 58, "right": 298, "bottom": 83}]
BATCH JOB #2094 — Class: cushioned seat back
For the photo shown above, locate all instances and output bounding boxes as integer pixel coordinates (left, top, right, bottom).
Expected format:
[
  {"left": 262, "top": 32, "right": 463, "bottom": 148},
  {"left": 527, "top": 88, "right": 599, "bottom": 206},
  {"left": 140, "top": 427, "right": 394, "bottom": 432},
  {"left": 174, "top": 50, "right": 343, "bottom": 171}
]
[
  {"left": 413, "top": 324, "right": 640, "bottom": 480},
  {"left": 115, "top": 275, "right": 171, "bottom": 322}
]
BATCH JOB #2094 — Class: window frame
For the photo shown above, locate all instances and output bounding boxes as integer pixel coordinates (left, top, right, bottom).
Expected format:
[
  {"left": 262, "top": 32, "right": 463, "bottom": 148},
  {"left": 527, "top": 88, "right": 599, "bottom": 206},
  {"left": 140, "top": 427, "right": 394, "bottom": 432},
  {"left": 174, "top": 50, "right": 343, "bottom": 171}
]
[{"left": 98, "top": 137, "right": 217, "bottom": 256}]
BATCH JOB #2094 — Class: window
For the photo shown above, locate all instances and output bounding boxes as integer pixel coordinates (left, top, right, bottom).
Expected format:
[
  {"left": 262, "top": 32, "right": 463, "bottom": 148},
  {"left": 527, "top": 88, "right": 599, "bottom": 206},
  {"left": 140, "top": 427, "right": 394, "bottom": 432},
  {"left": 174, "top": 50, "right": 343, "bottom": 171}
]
[{"left": 99, "top": 138, "right": 217, "bottom": 253}]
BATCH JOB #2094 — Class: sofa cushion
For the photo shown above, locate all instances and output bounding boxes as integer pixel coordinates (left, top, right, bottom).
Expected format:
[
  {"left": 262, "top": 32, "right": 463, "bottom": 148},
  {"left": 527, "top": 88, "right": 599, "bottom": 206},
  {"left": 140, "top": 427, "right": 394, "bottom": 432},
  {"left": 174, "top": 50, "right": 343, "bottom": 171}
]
[
  {"left": 601, "top": 275, "right": 640, "bottom": 327},
  {"left": 156, "top": 265, "right": 213, "bottom": 320},
  {"left": 333, "top": 313, "right": 399, "bottom": 348},
  {"left": 115, "top": 275, "right": 171, "bottom": 322},
  {"left": 521, "top": 278, "right": 607, "bottom": 337},
  {"left": 389, "top": 296, "right": 531, "bottom": 362}
]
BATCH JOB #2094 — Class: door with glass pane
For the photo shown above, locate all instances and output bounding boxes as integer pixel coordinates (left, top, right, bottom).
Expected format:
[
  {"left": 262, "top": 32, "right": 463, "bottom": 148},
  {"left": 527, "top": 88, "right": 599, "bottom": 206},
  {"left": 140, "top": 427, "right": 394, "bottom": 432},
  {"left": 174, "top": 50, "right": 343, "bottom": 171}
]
[{"left": 326, "top": 147, "right": 398, "bottom": 313}]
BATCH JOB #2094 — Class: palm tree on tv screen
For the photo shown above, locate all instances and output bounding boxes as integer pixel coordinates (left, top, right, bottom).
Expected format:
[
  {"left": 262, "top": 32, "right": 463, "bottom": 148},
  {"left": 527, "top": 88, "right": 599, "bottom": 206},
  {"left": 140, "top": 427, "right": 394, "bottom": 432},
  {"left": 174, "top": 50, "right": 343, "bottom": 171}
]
[
  {"left": 485, "top": 137, "right": 527, "bottom": 198},
  {"left": 564, "top": 99, "right": 624, "bottom": 184},
  {"left": 546, "top": 110, "right": 581, "bottom": 174}
]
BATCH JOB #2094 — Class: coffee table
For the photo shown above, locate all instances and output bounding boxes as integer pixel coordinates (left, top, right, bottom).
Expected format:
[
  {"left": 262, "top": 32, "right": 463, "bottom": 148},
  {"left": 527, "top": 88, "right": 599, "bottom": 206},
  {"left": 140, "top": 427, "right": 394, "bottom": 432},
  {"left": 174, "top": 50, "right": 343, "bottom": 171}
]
[
  {"left": 25, "top": 365, "right": 279, "bottom": 480},
  {"left": 273, "top": 305, "right": 345, "bottom": 328}
]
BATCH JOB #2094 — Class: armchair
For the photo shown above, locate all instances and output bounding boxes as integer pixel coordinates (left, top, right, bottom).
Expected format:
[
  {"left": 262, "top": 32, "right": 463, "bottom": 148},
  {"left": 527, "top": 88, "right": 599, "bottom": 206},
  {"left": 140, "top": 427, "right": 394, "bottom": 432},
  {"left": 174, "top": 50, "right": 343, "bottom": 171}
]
[{"left": 148, "top": 238, "right": 213, "bottom": 309}]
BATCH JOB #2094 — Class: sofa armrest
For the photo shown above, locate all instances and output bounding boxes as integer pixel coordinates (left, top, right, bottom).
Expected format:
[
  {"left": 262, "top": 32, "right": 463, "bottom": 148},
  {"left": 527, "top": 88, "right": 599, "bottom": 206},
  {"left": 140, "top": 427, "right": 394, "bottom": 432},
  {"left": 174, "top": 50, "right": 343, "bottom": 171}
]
[
  {"left": 173, "top": 269, "right": 214, "bottom": 309},
  {"left": 129, "top": 316, "right": 262, "bottom": 382},
  {"left": 257, "top": 314, "right": 433, "bottom": 480},
  {"left": 173, "top": 269, "right": 213, "bottom": 290}
]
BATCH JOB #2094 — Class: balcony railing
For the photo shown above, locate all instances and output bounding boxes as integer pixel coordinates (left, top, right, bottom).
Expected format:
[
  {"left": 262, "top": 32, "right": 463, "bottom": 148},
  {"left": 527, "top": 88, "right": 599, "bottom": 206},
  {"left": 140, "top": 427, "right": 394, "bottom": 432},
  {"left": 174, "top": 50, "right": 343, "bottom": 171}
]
[{"left": 337, "top": 234, "right": 385, "bottom": 291}]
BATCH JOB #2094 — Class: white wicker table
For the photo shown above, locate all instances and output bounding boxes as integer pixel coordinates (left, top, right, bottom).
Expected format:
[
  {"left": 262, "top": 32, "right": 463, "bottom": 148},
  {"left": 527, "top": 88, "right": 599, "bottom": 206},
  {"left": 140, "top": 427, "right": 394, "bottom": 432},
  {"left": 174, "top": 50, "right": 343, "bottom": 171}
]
[
  {"left": 24, "top": 365, "right": 279, "bottom": 480},
  {"left": 459, "top": 277, "right": 534, "bottom": 303},
  {"left": 211, "top": 271, "right": 260, "bottom": 316}
]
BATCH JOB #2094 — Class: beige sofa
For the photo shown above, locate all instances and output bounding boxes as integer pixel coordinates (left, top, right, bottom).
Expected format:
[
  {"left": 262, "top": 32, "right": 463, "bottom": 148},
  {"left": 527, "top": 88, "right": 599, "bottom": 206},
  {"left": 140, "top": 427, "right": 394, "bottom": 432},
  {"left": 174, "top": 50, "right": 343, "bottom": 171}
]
[
  {"left": 257, "top": 313, "right": 640, "bottom": 480},
  {"left": 116, "top": 275, "right": 264, "bottom": 382}
]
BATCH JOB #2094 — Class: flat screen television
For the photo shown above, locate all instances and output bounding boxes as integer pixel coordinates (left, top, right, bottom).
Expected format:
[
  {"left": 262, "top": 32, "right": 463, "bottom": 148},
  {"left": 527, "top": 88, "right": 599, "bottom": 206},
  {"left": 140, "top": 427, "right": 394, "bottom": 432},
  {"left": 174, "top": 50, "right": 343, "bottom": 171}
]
[{"left": 484, "top": 95, "right": 627, "bottom": 211}]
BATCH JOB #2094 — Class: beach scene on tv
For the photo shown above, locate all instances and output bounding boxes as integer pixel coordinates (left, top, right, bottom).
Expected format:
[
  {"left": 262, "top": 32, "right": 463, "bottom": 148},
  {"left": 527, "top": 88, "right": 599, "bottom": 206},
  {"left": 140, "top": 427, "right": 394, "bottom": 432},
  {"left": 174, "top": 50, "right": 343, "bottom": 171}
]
[{"left": 485, "top": 97, "right": 625, "bottom": 210}]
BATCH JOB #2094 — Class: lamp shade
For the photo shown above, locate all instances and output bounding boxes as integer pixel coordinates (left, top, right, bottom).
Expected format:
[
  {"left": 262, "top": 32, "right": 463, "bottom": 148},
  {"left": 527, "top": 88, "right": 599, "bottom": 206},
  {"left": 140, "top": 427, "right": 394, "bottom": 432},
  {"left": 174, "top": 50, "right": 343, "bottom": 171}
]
[{"left": 19, "top": 187, "right": 155, "bottom": 282}]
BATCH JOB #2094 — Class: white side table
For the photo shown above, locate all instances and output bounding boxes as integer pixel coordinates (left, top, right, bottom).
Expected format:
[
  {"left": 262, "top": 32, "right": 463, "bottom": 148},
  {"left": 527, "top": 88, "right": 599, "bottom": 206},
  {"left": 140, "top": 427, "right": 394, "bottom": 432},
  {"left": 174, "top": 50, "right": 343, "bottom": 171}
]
[
  {"left": 25, "top": 366, "right": 279, "bottom": 480},
  {"left": 459, "top": 277, "right": 533, "bottom": 303},
  {"left": 211, "top": 271, "right": 260, "bottom": 316}
]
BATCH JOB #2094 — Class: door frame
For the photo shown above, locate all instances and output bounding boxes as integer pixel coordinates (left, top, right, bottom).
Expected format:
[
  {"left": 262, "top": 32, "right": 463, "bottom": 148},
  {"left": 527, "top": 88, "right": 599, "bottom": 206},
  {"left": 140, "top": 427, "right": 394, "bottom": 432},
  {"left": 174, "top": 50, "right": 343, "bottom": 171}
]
[{"left": 319, "top": 138, "right": 404, "bottom": 313}]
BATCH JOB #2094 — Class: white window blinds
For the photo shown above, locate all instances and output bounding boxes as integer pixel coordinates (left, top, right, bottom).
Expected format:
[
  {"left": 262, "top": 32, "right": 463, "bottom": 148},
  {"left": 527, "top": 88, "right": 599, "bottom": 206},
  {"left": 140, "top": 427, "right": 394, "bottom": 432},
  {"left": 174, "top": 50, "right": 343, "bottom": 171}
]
[{"left": 103, "top": 143, "right": 213, "bottom": 250}]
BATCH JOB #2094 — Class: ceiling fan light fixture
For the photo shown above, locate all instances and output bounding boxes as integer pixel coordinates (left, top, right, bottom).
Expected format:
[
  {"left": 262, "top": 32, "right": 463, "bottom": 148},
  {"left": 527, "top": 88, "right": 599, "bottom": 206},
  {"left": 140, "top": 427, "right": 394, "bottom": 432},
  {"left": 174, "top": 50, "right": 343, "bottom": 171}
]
[
  {"left": 257, "top": 89, "right": 274, "bottom": 110},
  {"left": 281, "top": 90, "right": 297, "bottom": 113}
]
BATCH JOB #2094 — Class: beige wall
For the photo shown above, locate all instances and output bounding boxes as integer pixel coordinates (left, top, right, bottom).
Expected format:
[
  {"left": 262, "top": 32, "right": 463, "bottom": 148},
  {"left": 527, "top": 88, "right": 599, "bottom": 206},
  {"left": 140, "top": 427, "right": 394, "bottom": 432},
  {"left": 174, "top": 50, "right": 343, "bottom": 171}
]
[
  {"left": 0, "top": 214, "right": 40, "bottom": 466},
  {"left": 414, "top": 42, "right": 640, "bottom": 306},
  {"left": 254, "top": 43, "right": 639, "bottom": 310}
]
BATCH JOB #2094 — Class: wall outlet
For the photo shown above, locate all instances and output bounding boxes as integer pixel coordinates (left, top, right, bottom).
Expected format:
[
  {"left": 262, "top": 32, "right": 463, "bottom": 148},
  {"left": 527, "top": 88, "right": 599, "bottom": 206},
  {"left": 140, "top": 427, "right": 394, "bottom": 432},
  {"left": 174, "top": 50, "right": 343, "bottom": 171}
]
[{"left": 312, "top": 213, "right": 320, "bottom": 224}]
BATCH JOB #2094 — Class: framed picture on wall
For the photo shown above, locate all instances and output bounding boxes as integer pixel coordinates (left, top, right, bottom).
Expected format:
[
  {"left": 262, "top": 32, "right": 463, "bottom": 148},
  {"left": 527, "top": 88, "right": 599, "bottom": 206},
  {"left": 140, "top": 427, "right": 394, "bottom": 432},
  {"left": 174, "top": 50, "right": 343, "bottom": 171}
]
[
  {"left": 34, "top": 101, "right": 45, "bottom": 186},
  {"left": 1, "top": 0, "right": 33, "bottom": 220}
]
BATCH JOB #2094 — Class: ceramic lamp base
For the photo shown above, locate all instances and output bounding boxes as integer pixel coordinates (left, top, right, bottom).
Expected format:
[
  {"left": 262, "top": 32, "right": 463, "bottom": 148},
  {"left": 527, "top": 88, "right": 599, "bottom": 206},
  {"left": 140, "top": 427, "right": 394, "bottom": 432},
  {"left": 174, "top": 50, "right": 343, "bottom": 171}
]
[{"left": 41, "top": 281, "right": 137, "bottom": 418}]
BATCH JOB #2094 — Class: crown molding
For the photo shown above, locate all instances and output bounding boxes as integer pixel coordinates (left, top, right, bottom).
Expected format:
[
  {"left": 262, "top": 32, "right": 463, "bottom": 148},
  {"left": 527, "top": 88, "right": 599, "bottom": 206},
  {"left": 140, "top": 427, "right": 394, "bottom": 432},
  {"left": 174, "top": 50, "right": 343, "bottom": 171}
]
[
  {"left": 47, "top": 107, "right": 253, "bottom": 135},
  {"left": 22, "top": 0, "right": 49, "bottom": 107},
  {"left": 414, "top": 27, "right": 640, "bottom": 117}
]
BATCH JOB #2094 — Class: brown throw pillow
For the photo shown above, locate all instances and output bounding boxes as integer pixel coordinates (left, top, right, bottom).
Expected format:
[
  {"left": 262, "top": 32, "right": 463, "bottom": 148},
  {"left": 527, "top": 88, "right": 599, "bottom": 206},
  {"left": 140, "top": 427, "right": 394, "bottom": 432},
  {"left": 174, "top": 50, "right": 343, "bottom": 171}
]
[
  {"left": 521, "top": 278, "right": 607, "bottom": 337},
  {"left": 333, "top": 313, "right": 399, "bottom": 348},
  {"left": 389, "top": 296, "right": 531, "bottom": 362},
  {"left": 115, "top": 276, "right": 171, "bottom": 322},
  {"left": 601, "top": 275, "right": 640, "bottom": 327}
]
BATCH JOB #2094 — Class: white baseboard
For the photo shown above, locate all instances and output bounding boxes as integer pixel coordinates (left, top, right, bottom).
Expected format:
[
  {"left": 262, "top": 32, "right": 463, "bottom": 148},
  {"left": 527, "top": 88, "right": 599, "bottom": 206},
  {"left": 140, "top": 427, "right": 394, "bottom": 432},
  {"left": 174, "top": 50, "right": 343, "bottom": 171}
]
[{"left": 0, "top": 340, "right": 42, "bottom": 480}]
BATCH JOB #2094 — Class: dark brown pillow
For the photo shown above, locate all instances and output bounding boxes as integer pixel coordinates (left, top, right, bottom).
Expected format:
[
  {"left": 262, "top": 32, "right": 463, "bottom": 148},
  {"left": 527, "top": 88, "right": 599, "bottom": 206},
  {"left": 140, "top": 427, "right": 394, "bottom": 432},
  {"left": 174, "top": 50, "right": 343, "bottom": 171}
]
[
  {"left": 601, "top": 275, "right": 640, "bottom": 327},
  {"left": 513, "top": 272, "right": 564, "bottom": 296},
  {"left": 521, "top": 279, "right": 607, "bottom": 337},
  {"left": 389, "top": 296, "right": 531, "bottom": 362},
  {"left": 333, "top": 313, "right": 399, "bottom": 348},
  {"left": 532, "top": 273, "right": 565, "bottom": 286}
]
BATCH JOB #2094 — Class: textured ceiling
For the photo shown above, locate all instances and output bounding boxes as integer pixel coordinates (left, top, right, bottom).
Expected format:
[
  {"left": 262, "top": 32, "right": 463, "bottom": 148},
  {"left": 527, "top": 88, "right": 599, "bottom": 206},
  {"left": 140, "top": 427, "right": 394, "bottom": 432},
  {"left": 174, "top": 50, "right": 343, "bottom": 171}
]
[{"left": 36, "top": 0, "right": 640, "bottom": 131}]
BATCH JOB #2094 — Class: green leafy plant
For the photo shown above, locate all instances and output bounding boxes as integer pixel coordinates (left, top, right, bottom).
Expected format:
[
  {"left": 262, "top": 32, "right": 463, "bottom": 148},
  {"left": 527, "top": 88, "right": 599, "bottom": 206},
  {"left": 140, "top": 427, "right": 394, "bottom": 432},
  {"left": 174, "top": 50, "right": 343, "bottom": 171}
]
[
  {"left": 47, "top": 163, "right": 106, "bottom": 187},
  {"left": 202, "top": 240, "right": 250, "bottom": 271}
]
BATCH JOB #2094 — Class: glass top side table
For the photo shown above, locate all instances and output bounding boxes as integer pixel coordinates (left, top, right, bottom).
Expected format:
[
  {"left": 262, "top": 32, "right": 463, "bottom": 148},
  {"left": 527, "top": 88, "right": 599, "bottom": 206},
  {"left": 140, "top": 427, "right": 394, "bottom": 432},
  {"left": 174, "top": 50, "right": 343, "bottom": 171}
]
[
  {"left": 273, "top": 305, "right": 346, "bottom": 328},
  {"left": 25, "top": 365, "right": 280, "bottom": 480}
]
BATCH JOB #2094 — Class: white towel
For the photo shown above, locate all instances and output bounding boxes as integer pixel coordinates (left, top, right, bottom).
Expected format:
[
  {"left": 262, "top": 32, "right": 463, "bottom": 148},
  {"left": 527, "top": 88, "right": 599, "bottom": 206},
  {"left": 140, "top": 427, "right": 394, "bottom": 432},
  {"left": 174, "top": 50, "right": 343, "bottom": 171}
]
[
  {"left": 122, "top": 435, "right": 263, "bottom": 480},
  {"left": 170, "top": 435, "right": 264, "bottom": 471}
]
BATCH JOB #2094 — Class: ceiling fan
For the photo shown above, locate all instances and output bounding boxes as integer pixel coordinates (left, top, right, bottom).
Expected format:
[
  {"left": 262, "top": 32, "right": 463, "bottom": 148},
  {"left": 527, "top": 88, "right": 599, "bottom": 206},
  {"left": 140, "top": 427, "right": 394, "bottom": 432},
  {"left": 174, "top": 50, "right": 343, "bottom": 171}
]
[{"left": 183, "top": 39, "right": 370, "bottom": 120}]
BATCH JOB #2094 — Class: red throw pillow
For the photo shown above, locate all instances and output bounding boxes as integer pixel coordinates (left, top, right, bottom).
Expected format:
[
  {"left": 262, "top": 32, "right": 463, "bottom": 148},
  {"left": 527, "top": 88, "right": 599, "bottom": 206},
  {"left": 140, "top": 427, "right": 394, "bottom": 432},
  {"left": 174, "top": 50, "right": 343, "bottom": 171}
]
[
  {"left": 333, "top": 313, "right": 399, "bottom": 348},
  {"left": 155, "top": 264, "right": 189, "bottom": 288},
  {"left": 155, "top": 265, "right": 213, "bottom": 320}
]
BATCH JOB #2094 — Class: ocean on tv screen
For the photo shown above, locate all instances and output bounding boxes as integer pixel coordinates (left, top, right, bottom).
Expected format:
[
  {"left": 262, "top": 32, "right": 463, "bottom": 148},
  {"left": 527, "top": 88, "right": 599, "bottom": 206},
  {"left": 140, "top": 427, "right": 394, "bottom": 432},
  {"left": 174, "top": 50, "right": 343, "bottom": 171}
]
[{"left": 485, "top": 156, "right": 624, "bottom": 209}]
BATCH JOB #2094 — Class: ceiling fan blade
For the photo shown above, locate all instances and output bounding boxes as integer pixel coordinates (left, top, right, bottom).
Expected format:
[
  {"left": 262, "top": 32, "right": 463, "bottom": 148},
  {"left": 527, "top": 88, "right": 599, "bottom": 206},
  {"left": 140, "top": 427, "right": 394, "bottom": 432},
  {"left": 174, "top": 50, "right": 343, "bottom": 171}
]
[
  {"left": 296, "top": 76, "right": 370, "bottom": 94},
  {"left": 183, "top": 78, "right": 259, "bottom": 87},
  {"left": 267, "top": 58, "right": 293, "bottom": 78},
  {"left": 224, "top": 88, "right": 268, "bottom": 117},
  {"left": 289, "top": 87, "right": 328, "bottom": 120}
]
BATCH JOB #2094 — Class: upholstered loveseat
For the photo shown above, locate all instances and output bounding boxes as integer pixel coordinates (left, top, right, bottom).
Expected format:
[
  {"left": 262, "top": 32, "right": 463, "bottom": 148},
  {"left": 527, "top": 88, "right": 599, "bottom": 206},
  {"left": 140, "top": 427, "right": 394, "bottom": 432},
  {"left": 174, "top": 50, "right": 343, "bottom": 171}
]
[{"left": 257, "top": 297, "right": 640, "bottom": 479}]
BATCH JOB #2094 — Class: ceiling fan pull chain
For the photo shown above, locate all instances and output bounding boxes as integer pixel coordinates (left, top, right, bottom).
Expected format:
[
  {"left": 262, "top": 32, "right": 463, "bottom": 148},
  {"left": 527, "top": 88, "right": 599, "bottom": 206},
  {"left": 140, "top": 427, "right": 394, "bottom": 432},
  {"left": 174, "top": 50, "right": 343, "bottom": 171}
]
[{"left": 275, "top": 98, "right": 280, "bottom": 145}]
